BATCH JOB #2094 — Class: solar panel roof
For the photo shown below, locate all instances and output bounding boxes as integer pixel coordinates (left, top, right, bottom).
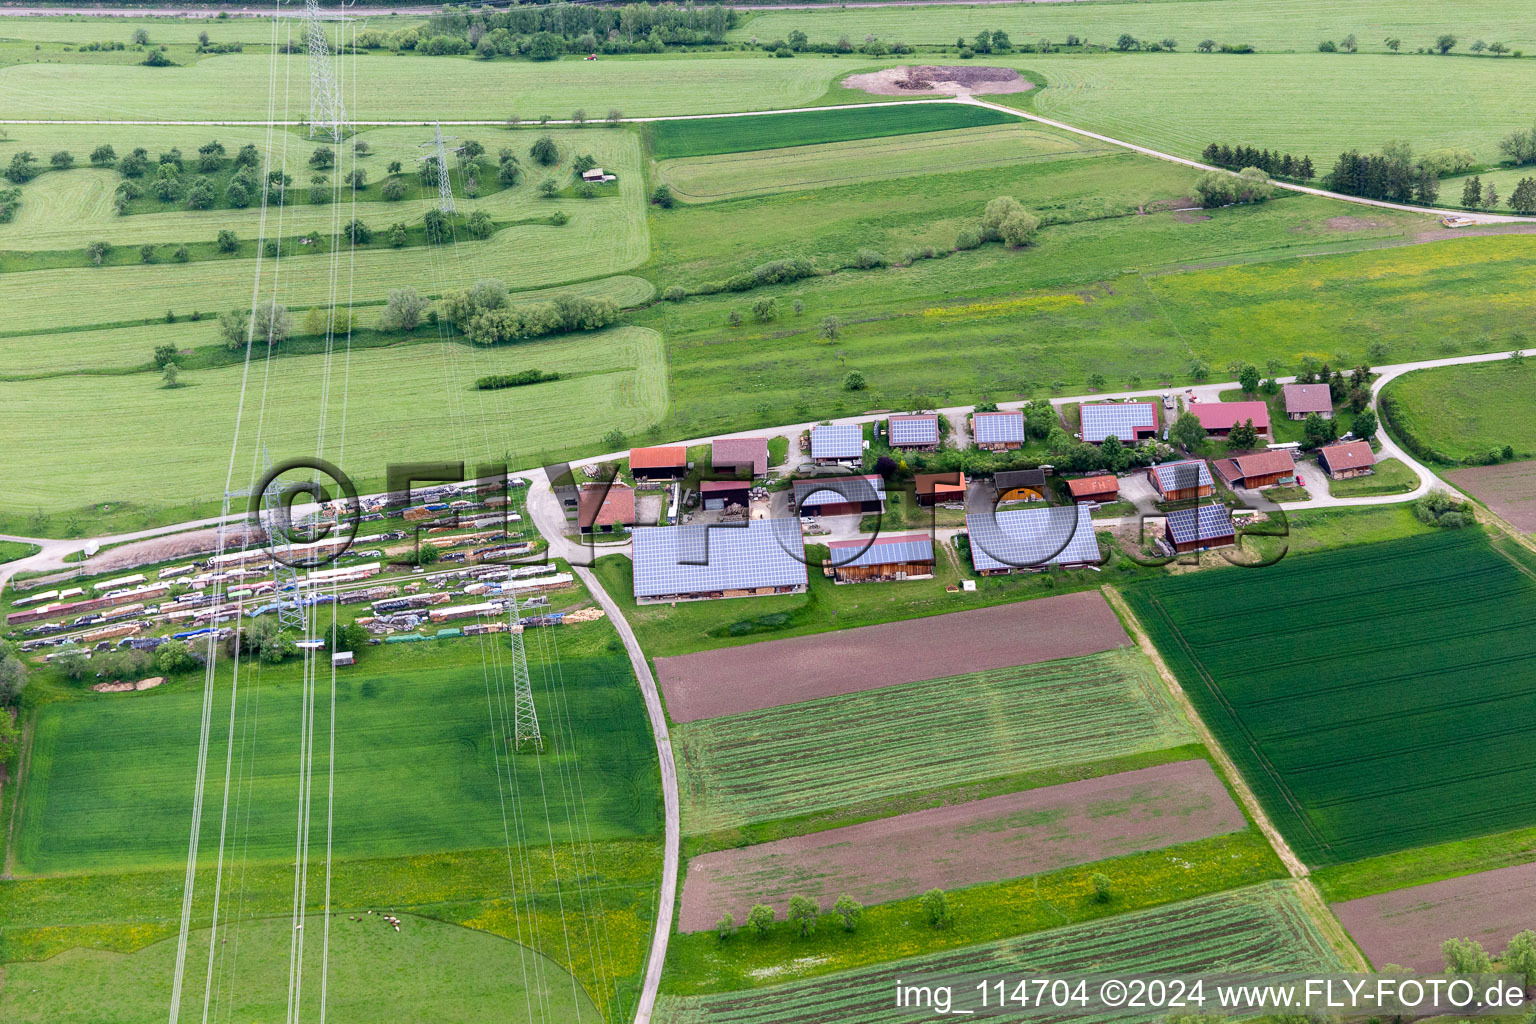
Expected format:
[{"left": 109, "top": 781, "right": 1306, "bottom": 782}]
[
  {"left": 632, "top": 518, "right": 808, "bottom": 598},
  {"left": 889, "top": 415, "right": 939, "bottom": 446},
  {"left": 1166, "top": 503, "right": 1235, "bottom": 546},
  {"left": 1080, "top": 403, "right": 1157, "bottom": 443},
  {"left": 965, "top": 504, "right": 1100, "bottom": 572},
  {"left": 827, "top": 533, "right": 934, "bottom": 569},
  {"left": 1149, "top": 460, "right": 1214, "bottom": 492},
  {"left": 810, "top": 424, "right": 863, "bottom": 459},
  {"left": 973, "top": 411, "right": 1025, "bottom": 444},
  {"left": 793, "top": 475, "right": 886, "bottom": 507}
]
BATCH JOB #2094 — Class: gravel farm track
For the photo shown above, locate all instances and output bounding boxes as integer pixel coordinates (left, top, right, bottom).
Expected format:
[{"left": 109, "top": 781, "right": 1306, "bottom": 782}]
[
  {"left": 653, "top": 589, "right": 1129, "bottom": 722},
  {"left": 677, "top": 759, "right": 1244, "bottom": 932}
]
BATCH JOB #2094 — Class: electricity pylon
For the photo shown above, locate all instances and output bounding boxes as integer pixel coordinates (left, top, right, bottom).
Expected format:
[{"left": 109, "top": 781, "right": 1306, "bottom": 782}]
[
  {"left": 304, "top": 0, "right": 345, "bottom": 141},
  {"left": 419, "top": 123, "right": 457, "bottom": 214},
  {"left": 507, "top": 589, "right": 543, "bottom": 752}
]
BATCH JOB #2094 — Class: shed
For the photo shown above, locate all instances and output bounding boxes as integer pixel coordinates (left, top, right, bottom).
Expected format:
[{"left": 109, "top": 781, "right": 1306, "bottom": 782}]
[
  {"left": 1212, "top": 449, "right": 1296, "bottom": 489},
  {"left": 629, "top": 445, "right": 688, "bottom": 481},
  {"left": 581, "top": 167, "right": 605, "bottom": 182},
  {"left": 792, "top": 475, "right": 886, "bottom": 517},
  {"left": 700, "top": 479, "right": 751, "bottom": 510},
  {"left": 711, "top": 436, "right": 769, "bottom": 477},
  {"left": 331, "top": 650, "right": 355, "bottom": 667},
  {"left": 1066, "top": 475, "right": 1119, "bottom": 503},
  {"left": 828, "top": 533, "right": 935, "bottom": 583},
  {"left": 577, "top": 482, "right": 635, "bottom": 533},
  {"left": 1318, "top": 441, "right": 1376, "bottom": 480},
  {"left": 1147, "top": 460, "right": 1214, "bottom": 501},
  {"left": 1080, "top": 402, "right": 1158, "bottom": 444},
  {"left": 631, "top": 518, "right": 808, "bottom": 604},
  {"left": 809, "top": 424, "right": 863, "bottom": 464},
  {"left": 965, "top": 504, "right": 1101, "bottom": 574},
  {"left": 914, "top": 471, "right": 966, "bottom": 507},
  {"left": 1190, "top": 401, "right": 1271, "bottom": 437},
  {"left": 1282, "top": 383, "right": 1334, "bottom": 420},
  {"left": 1165, "top": 503, "right": 1236, "bottom": 553},
  {"left": 972, "top": 410, "right": 1026, "bottom": 449},
  {"left": 994, "top": 469, "right": 1047, "bottom": 503},
  {"left": 888, "top": 413, "right": 941, "bottom": 450}
]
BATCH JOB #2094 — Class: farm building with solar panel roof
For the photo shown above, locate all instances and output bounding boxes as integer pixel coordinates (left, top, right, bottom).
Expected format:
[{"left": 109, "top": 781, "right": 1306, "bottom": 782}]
[
  {"left": 888, "top": 413, "right": 941, "bottom": 451},
  {"left": 1079, "top": 402, "right": 1159, "bottom": 444},
  {"left": 965, "top": 504, "right": 1102, "bottom": 574},
  {"left": 632, "top": 518, "right": 808, "bottom": 603},
  {"left": 809, "top": 424, "right": 864, "bottom": 465}
]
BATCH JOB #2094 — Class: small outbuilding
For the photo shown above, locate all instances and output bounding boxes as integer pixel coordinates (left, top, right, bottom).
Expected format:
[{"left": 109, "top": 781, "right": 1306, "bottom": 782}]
[
  {"left": 972, "top": 410, "right": 1026, "bottom": 450},
  {"left": 578, "top": 482, "right": 636, "bottom": 534},
  {"left": 331, "top": 650, "right": 355, "bottom": 667},
  {"left": 888, "top": 413, "right": 941, "bottom": 451},
  {"left": 1164, "top": 503, "right": 1236, "bottom": 553},
  {"left": 1212, "top": 449, "right": 1297, "bottom": 490},
  {"left": 699, "top": 479, "right": 751, "bottom": 510},
  {"left": 994, "top": 469, "right": 1048, "bottom": 503},
  {"left": 1147, "top": 460, "right": 1214, "bottom": 501},
  {"left": 1282, "top": 383, "right": 1334, "bottom": 420},
  {"left": 914, "top": 471, "right": 966, "bottom": 507},
  {"left": 1318, "top": 440, "right": 1376, "bottom": 480},
  {"left": 1066, "top": 475, "right": 1119, "bottom": 503},
  {"left": 827, "top": 533, "right": 935, "bottom": 583},
  {"left": 629, "top": 445, "right": 688, "bottom": 482},
  {"left": 711, "top": 436, "right": 770, "bottom": 478}
]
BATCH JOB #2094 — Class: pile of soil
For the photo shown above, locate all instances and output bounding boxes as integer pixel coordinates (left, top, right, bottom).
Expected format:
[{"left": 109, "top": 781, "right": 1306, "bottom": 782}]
[
  {"left": 842, "top": 65, "right": 1035, "bottom": 97},
  {"left": 91, "top": 676, "right": 164, "bottom": 694}
]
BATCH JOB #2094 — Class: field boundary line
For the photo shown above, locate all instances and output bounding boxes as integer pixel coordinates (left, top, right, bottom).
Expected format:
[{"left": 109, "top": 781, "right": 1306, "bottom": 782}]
[
  {"left": 1295, "top": 879, "right": 1370, "bottom": 971},
  {"left": 1102, "top": 586, "right": 1309, "bottom": 880},
  {"left": 572, "top": 564, "right": 678, "bottom": 1024},
  {"left": 1, "top": 713, "right": 36, "bottom": 879}
]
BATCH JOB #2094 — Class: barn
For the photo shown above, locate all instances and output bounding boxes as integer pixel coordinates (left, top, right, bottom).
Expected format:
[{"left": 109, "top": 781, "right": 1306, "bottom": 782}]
[
  {"left": 792, "top": 475, "right": 887, "bottom": 518},
  {"left": 1080, "top": 402, "right": 1159, "bottom": 444},
  {"left": 700, "top": 479, "right": 751, "bottom": 510},
  {"left": 577, "top": 482, "right": 635, "bottom": 534},
  {"left": 1212, "top": 449, "right": 1297, "bottom": 490},
  {"left": 1318, "top": 440, "right": 1376, "bottom": 480},
  {"left": 827, "top": 533, "right": 935, "bottom": 583},
  {"left": 809, "top": 424, "right": 863, "bottom": 465},
  {"left": 914, "top": 471, "right": 966, "bottom": 507},
  {"left": 1164, "top": 503, "right": 1237, "bottom": 553},
  {"left": 712, "top": 436, "right": 769, "bottom": 478},
  {"left": 631, "top": 518, "right": 808, "bottom": 604},
  {"left": 629, "top": 445, "right": 688, "bottom": 482},
  {"left": 994, "top": 468, "right": 1047, "bottom": 503},
  {"left": 1066, "top": 475, "right": 1119, "bottom": 503},
  {"left": 972, "top": 410, "right": 1025, "bottom": 450},
  {"left": 1282, "top": 383, "right": 1334, "bottom": 420},
  {"left": 965, "top": 504, "right": 1101, "bottom": 574},
  {"left": 1147, "top": 460, "right": 1214, "bottom": 501},
  {"left": 888, "top": 413, "right": 941, "bottom": 451},
  {"left": 1190, "top": 401, "right": 1271, "bottom": 438}
]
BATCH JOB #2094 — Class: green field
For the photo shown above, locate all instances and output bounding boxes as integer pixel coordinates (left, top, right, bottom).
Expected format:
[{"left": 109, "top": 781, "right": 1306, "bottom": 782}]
[
  {"left": 0, "top": 14, "right": 427, "bottom": 47},
  {"left": 1124, "top": 529, "right": 1536, "bottom": 865},
  {"left": 673, "top": 649, "right": 1191, "bottom": 835},
  {"left": 1381, "top": 358, "right": 1536, "bottom": 464},
  {"left": 658, "top": 120, "right": 1115, "bottom": 203},
  {"left": 734, "top": 0, "right": 1536, "bottom": 53},
  {"left": 1, "top": 913, "right": 600, "bottom": 1024},
  {"left": 656, "top": 881, "right": 1339, "bottom": 1014},
  {"left": 1327, "top": 456, "right": 1419, "bottom": 496},
  {"left": 648, "top": 102, "right": 1014, "bottom": 159}
]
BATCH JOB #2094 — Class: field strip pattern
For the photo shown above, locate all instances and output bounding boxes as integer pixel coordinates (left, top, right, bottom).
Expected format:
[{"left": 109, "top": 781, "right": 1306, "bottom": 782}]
[
  {"left": 654, "top": 881, "right": 1343, "bottom": 1023},
  {"left": 1333, "top": 860, "right": 1536, "bottom": 972},
  {"left": 1124, "top": 530, "right": 1536, "bottom": 865},
  {"left": 673, "top": 648, "right": 1192, "bottom": 834},
  {"left": 678, "top": 759, "right": 1244, "bottom": 932},
  {"left": 656, "top": 590, "right": 1129, "bottom": 722}
]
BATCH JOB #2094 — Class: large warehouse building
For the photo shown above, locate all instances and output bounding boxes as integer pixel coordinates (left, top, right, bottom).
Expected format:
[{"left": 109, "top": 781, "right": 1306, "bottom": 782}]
[
  {"left": 631, "top": 518, "right": 808, "bottom": 603},
  {"left": 965, "top": 504, "right": 1101, "bottom": 574}
]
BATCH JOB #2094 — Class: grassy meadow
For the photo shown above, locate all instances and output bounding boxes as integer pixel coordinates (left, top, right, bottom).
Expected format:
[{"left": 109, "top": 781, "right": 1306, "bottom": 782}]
[
  {"left": 1381, "top": 358, "right": 1536, "bottom": 464},
  {"left": 648, "top": 102, "right": 1013, "bottom": 159}
]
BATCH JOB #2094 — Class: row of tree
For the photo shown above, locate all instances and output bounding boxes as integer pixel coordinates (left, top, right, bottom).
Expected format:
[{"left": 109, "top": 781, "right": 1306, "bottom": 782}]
[
  {"left": 1200, "top": 143, "right": 1316, "bottom": 180},
  {"left": 441, "top": 279, "right": 622, "bottom": 345},
  {"left": 1324, "top": 142, "right": 1441, "bottom": 204}
]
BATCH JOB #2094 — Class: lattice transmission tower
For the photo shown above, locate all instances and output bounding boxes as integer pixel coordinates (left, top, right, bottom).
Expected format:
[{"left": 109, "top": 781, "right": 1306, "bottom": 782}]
[
  {"left": 420, "top": 123, "right": 457, "bottom": 214},
  {"left": 259, "top": 449, "right": 309, "bottom": 635},
  {"left": 304, "top": 0, "right": 346, "bottom": 142},
  {"left": 506, "top": 590, "right": 543, "bottom": 752}
]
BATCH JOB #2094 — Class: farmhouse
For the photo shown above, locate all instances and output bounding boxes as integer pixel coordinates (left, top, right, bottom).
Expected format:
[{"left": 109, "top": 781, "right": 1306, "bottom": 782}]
[
  {"left": 1213, "top": 449, "right": 1297, "bottom": 489},
  {"left": 1318, "top": 440, "right": 1377, "bottom": 480},
  {"left": 629, "top": 445, "right": 687, "bottom": 482},
  {"left": 577, "top": 482, "right": 635, "bottom": 534},
  {"left": 1282, "top": 383, "right": 1334, "bottom": 420},
  {"left": 809, "top": 424, "right": 863, "bottom": 465},
  {"left": 711, "top": 436, "right": 769, "bottom": 478},
  {"left": 827, "top": 533, "right": 935, "bottom": 583},
  {"left": 888, "top": 413, "right": 941, "bottom": 451},
  {"left": 994, "top": 468, "right": 1047, "bottom": 502},
  {"left": 1164, "top": 503, "right": 1237, "bottom": 553},
  {"left": 792, "top": 475, "right": 886, "bottom": 517},
  {"left": 1190, "top": 401, "right": 1271, "bottom": 438},
  {"left": 972, "top": 410, "right": 1025, "bottom": 450},
  {"left": 914, "top": 471, "right": 966, "bottom": 507},
  {"left": 699, "top": 479, "right": 751, "bottom": 510},
  {"left": 965, "top": 504, "right": 1101, "bottom": 574},
  {"left": 1080, "top": 402, "right": 1159, "bottom": 444},
  {"left": 631, "top": 518, "right": 808, "bottom": 604},
  {"left": 1148, "top": 460, "right": 1214, "bottom": 501},
  {"left": 1066, "top": 475, "right": 1119, "bottom": 503}
]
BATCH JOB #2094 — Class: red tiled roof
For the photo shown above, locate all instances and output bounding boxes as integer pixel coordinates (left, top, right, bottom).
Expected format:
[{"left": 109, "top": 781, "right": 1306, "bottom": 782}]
[
  {"left": 914, "top": 471, "right": 966, "bottom": 496},
  {"left": 1191, "top": 401, "right": 1270, "bottom": 432},
  {"left": 1320, "top": 440, "right": 1376, "bottom": 472},
  {"left": 700, "top": 479, "right": 750, "bottom": 493},
  {"left": 711, "top": 436, "right": 769, "bottom": 476},
  {"left": 1282, "top": 383, "right": 1333, "bottom": 415},
  {"left": 629, "top": 445, "right": 687, "bottom": 470},
  {"left": 578, "top": 483, "right": 634, "bottom": 529},
  {"left": 1232, "top": 449, "right": 1295, "bottom": 478},
  {"left": 1067, "top": 475, "right": 1119, "bottom": 498},
  {"left": 828, "top": 532, "right": 930, "bottom": 551}
]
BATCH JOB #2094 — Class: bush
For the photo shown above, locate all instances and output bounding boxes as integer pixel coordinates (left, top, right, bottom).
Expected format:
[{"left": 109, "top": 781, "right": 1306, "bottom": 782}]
[
  {"left": 998, "top": 209, "right": 1041, "bottom": 246},
  {"left": 662, "top": 284, "right": 686, "bottom": 302},
  {"left": 530, "top": 135, "right": 559, "bottom": 166},
  {"left": 216, "top": 229, "right": 238, "bottom": 253},
  {"left": 852, "top": 248, "right": 888, "bottom": 269},
  {"left": 844, "top": 370, "right": 867, "bottom": 391},
  {"left": 475, "top": 369, "right": 560, "bottom": 390},
  {"left": 954, "top": 228, "right": 982, "bottom": 250},
  {"left": 1413, "top": 493, "right": 1471, "bottom": 527},
  {"left": 381, "top": 178, "right": 406, "bottom": 201}
]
